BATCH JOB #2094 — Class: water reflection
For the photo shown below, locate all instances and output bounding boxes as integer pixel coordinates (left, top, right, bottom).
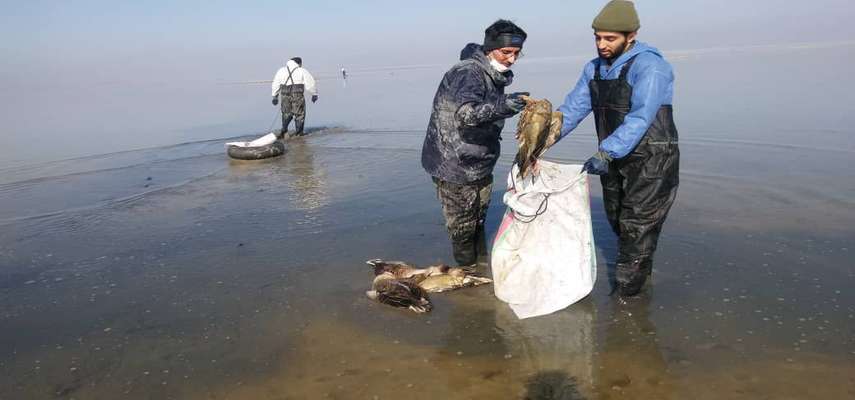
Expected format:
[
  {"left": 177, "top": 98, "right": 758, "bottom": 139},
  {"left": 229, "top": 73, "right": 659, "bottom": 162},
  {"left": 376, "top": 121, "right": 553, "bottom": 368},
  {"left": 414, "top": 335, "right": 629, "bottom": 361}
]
[
  {"left": 225, "top": 137, "right": 330, "bottom": 212},
  {"left": 523, "top": 371, "right": 586, "bottom": 400},
  {"left": 593, "top": 293, "right": 674, "bottom": 399},
  {"left": 495, "top": 298, "right": 596, "bottom": 396},
  {"left": 281, "top": 138, "right": 329, "bottom": 211}
]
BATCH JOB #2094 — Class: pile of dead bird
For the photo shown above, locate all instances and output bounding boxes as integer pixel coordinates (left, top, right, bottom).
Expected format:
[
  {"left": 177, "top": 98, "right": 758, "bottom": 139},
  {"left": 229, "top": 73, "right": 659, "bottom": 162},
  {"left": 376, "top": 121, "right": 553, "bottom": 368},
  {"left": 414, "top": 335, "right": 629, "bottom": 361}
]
[{"left": 365, "top": 259, "right": 492, "bottom": 313}]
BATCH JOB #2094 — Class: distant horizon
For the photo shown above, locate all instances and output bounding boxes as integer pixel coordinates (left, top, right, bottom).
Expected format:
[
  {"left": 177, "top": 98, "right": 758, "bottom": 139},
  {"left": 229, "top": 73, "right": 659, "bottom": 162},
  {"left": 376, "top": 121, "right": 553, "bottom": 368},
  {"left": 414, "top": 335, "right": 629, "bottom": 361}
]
[
  {"left": 230, "top": 39, "right": 855, "bottom": 84},
  {"left": 4, "top": 38, "right": 852, "bottom": 89}
]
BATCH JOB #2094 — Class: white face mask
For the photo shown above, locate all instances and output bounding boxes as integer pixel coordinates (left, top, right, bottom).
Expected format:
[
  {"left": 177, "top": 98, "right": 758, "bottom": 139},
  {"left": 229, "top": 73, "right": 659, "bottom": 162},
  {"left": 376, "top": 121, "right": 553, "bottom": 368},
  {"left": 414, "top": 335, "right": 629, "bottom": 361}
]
[{"left": 489, "top": 58, "right": 510, "bottom": 73}]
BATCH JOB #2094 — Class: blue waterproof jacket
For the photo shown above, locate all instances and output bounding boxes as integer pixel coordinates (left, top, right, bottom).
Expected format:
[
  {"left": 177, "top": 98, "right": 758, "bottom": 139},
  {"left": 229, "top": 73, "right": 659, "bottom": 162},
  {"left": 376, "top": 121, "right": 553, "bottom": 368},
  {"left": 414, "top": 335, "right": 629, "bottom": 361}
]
[
  {"left": 422, "top": 43, "right": 519, "bottom": 184},
  {"left": 558, "top": 42, "right": 674, "bottom": 159}
]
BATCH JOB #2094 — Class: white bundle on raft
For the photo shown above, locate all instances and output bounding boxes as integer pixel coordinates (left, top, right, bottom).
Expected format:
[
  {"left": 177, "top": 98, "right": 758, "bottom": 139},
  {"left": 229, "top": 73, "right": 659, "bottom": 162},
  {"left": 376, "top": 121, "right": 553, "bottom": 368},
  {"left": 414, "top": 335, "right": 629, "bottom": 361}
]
[
  {"left": 225, "top": 132, "right": 278, "bottom": 148},
  {"left": 225, "top": 133, "right": 285, "bottom": 160}
]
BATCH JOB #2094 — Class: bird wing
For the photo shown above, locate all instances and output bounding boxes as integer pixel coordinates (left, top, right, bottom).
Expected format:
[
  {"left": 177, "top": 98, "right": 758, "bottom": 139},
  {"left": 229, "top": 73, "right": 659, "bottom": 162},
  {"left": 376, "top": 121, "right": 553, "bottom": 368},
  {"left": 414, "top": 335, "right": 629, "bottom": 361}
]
[{"left": 374, "top": 279, "right": 431, "bottom": 309}]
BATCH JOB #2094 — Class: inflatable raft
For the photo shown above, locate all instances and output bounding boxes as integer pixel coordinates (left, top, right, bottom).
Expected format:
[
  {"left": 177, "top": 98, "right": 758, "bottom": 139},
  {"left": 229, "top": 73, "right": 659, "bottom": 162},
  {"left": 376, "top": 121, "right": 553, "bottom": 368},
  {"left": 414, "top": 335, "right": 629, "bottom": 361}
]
[{"left": 225, "top": 133, "right": 285, "bottom": 160}]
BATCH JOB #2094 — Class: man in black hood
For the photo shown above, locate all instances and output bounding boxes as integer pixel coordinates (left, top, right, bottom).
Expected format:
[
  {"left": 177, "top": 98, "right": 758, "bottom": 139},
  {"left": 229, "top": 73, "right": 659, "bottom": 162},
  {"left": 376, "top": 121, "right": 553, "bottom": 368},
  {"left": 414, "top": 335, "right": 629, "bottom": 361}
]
[{"left": 421, "top": 19, "right": 530, "bottom": 268}]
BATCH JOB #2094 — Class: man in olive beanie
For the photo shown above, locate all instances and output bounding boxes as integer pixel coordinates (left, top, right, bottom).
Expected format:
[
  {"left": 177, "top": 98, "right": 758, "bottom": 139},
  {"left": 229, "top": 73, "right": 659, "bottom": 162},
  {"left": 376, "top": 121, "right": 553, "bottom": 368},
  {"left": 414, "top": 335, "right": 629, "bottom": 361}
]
[
  {"left": 422, "top": 19, "right": 530, "bottom": 268},
  {"left": 556, "top": 0, "right": 680, "bottom": 296}
]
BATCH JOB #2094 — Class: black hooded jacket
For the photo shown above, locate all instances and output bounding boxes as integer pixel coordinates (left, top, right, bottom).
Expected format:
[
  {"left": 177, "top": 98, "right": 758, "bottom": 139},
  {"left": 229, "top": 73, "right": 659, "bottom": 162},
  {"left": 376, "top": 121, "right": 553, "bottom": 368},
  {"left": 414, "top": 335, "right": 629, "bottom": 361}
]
[{"left": 421, "top": 43, "right": 518, "bottom": 184}]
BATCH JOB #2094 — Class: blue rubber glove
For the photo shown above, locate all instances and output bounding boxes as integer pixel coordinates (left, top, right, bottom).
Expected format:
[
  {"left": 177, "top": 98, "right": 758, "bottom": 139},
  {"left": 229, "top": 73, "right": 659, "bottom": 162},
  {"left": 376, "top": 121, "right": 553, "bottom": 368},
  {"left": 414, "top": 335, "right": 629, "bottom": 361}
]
[
  {"left": 311, "top": 94, "right": 318, "bottom": 103},
  {"left": 272, "top": 96, "right": 278, "bottom": 106},
  {"left": 582, "top": 151, "right": 612, "bottom": 175}
]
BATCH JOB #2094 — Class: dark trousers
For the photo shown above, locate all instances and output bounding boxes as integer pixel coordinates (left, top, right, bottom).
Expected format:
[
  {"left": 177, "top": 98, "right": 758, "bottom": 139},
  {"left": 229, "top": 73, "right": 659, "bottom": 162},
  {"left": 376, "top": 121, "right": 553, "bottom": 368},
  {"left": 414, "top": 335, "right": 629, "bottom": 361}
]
[
  {"left": 433, "top": 175, "right": 493, "bottom": 267},
  {"left": 279, "top": 85, "right": 306, "bottom": 135}
]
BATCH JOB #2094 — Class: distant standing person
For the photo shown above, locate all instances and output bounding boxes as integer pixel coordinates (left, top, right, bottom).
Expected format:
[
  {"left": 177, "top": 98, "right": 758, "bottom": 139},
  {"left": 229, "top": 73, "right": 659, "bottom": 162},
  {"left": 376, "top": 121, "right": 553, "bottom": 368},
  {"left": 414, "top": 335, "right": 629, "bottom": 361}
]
[
  {"left": 421, "top": 20, "right": 530, "bottom": 268},
  {"left": 271, "top": 57, "right": 318, "bottom": 137},
  {"left": 557, "top": 0, "right": 680, "bottom": 296}
]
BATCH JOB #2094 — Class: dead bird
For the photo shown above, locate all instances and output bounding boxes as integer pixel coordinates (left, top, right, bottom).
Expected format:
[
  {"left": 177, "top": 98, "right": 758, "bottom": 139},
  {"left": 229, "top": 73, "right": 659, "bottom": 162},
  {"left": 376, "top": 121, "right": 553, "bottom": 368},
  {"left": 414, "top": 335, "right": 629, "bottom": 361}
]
[
  {"left": 366, "top": 273, "right": 433, "bottom": 313},
  {"left": 366, "top": 259, "right": 486, "bottom": 292},
  {"left": 514, "top": 97, "right": 563, "bottom": 179},
  {"left": 365, "top": 259, "right": 449, "bottom": 279},
  {"left": 365, "top": 259, "right": 439, "bottom": 313},
  {"left": 364, "top": 259, "right": 489, "bottom": 312},
  {"left": 416, "top": 268, "right": 493, "bottom": 293}
]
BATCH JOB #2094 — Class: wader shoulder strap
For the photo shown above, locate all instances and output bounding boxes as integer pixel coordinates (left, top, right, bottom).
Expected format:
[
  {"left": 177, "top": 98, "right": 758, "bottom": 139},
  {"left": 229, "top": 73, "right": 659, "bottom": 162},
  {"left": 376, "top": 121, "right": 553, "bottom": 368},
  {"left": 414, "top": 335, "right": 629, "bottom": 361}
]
[
  {"left": 285, "top": 66, "right": 296, "bottom": 86},
  {"left": 618, "top": 55, "right": 639, "bottom": 81},
  {"left": 594, "top": 54, "right": 639, "bottom": 81}
]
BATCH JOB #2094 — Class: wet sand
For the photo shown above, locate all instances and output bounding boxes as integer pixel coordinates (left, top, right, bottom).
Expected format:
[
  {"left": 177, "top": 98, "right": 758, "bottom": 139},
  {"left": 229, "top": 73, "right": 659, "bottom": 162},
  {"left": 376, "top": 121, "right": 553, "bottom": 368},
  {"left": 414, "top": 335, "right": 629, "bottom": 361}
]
[{"left": 1, "top": 127, "right": 853, "bottom": 399}]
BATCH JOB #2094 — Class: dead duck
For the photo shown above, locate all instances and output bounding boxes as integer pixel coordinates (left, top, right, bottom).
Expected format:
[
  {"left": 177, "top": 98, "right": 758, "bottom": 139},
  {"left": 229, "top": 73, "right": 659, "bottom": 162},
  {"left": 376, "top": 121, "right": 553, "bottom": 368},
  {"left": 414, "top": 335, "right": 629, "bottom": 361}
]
[
  {"left": 416, "top": 268, "right": 493, "bottom": 293},
  {"left": 366, "top": 259, "right": 449, "bottom": 279},
  {"left": 514, "top": 97, "right": 563, "bottom": 179},
  {"left": 367, "top": 259, "right": 490, "bottom": 294},
  {"left": 366, "top": 273, "right": 432, "bottom": 313}
]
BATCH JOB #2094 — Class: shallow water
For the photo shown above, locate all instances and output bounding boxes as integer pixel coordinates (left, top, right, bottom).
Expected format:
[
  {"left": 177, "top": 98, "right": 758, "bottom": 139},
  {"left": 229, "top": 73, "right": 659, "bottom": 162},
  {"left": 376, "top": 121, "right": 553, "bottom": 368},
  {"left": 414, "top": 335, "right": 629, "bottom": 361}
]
[{"left": 2, "top": 47, "right": 855, "bottom": 399}]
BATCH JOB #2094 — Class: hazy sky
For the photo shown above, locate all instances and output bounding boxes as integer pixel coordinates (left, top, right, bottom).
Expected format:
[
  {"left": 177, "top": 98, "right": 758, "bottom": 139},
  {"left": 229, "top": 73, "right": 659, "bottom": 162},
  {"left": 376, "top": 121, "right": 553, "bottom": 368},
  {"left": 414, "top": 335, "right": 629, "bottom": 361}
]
[{"left": 3, "top": 0, "right": 854, "bottom": 85}]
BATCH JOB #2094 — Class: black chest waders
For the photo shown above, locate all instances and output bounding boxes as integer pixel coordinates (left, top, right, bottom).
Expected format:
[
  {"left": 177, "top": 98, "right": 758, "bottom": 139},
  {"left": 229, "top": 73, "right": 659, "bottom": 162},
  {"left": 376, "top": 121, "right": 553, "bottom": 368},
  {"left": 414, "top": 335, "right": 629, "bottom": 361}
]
[
  {"left": 589, "top": 55, "right": 680, "bottom": 295},
  {"left": 279, "top": 66, "right": 307, "bottom": 136}
]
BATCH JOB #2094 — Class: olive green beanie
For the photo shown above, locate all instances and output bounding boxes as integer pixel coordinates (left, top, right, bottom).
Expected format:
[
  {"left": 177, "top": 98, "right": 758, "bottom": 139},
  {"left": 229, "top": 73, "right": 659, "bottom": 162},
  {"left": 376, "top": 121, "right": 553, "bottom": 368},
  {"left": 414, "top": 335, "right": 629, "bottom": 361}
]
[{"left": 592, "top": 0, "right": 640, "bottom": 32}]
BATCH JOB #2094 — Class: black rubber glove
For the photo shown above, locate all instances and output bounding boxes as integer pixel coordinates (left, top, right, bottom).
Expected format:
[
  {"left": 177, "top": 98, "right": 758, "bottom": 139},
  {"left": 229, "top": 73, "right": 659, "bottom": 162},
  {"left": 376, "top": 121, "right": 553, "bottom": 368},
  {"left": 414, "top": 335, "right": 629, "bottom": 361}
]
[
  {"left": 505, "top": 92, "right": 530, "bottom": 113},
  {"left": 311, "top": 95, "right": 318, "bottom": 103},
  {"left": 582, "top": 151, "right": 612, "bottom": 175},
  {"left": 272, "top": 96, "right": 278, "bottom": 106}
]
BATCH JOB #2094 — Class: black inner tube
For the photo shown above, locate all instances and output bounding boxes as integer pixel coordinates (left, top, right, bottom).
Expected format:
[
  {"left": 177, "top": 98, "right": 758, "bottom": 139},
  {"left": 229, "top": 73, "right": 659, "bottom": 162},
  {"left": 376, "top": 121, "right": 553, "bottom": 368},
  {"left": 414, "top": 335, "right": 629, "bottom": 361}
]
[{"left": 227, "top": 141, "right": 285, "bottom": 160}]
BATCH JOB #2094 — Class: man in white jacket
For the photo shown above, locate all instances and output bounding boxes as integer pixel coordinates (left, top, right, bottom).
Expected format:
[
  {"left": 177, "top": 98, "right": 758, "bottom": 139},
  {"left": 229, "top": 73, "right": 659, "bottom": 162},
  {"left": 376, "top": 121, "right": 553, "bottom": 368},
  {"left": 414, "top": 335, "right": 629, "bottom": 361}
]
[{"left": 271, "top": 57, "right": 318, "bottom": 137}]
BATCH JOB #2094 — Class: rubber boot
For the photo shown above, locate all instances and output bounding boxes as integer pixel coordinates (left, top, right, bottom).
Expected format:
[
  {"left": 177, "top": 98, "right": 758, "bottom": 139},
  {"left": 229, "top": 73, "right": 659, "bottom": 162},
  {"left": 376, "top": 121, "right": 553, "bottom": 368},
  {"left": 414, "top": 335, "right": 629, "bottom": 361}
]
[
  {"left": 281, "top": 115, "right": 293, "bottom": 138},
  {"left": 475, "top": 225, "right": 489, "bottom": 268},
  {"left": 616, "top": 258, "right": 649, "bottom": 297},
  {"left": 294, "top": 120, "right": 305, "bottom": 136},
  {"left": 452, "top": 238, "right": 477, "bottom": 268},
  {"left": 642, "top": 258, "right": 653, "bottom": 276}
]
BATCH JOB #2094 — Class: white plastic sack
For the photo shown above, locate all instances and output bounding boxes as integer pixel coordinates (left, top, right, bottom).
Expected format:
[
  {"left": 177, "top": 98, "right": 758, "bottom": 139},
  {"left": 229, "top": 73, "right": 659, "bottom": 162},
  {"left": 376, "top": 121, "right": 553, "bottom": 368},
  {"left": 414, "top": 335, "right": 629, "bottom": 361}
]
[
  {"left": 225, "top": 132, "right": 278, "bottom": 148},
  {"left": 491, "top": 160, "right": 597, "bottom": 319}
]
